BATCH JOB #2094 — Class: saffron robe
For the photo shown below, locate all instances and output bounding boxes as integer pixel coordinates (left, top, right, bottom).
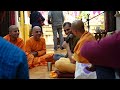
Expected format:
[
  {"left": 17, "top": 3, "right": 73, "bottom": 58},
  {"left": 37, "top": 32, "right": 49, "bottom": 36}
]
[
  {"left": 4, "top": 34, "right": 25, "bottom": 51},
  {"left": 25, "top": 37, "right": 54, "bottom": 68},
  {"left": 73, "top": 31, "right": 96, "bottom": 63},
  {"left": 55, "top": 31, "right": 95, "bottom": 73},
  {"left": 55, "top": 58, "right": 75, "bottom": 73}
]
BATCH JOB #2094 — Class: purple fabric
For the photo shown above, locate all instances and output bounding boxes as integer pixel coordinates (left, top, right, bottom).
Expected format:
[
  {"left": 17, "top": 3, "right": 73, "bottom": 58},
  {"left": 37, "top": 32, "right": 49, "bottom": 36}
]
[
  {"left": 55, "top": 70, "right": 74, "bottom": 78},
  {"left": 81, "top": 63, "right": 91, "bottom": 74},
  {"left": 80, "top": 31, "right": 120, "bottom": 68},
  {"left": 83, "top": 67, "right": 91, "bottom": 74}
]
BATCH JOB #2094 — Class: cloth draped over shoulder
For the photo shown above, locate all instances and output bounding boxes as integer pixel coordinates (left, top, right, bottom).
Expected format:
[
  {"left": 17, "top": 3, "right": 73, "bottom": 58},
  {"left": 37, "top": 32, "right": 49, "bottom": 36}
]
[
  {"left": 25, "top": 37, "right": 46, "bottom": 68},
  {"left": 81, "top": 31, "right": 120, "bottom": 68},
  {"left": 25, "top": 37, "right": 54, "bottom": 68},
  {"left": 72, "top": 31, "right": 96, "bottom": 63},
  {"left": 4, "top": 34, "right": 25, "bottom": 51}
]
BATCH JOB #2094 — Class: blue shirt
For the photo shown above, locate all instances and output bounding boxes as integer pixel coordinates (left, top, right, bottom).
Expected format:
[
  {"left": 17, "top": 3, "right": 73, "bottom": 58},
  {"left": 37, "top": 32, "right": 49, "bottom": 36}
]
[{"left": 0, "top": 37, "right": 29, "bottom": 79}]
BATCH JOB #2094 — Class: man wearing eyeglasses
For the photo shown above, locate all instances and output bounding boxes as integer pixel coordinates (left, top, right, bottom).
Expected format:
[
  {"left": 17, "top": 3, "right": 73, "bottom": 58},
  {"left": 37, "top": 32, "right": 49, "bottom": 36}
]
[
  {"left": 25, "top": 26, "right": 54, "bottom": 69},
  {"left": 4, "top": 25, "right": 25, "bottom": 51}
]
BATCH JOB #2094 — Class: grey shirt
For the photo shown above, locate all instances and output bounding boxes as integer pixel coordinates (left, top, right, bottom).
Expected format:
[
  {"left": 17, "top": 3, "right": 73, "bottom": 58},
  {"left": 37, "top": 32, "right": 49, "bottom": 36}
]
[{"left": 48, "top": 11, "right": 64, "bottom": 26}]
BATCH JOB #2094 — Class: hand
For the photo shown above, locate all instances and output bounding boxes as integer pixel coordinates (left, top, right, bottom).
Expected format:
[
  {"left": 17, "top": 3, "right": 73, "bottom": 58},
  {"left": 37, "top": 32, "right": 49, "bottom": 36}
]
[
  {"left": 85, "top": 65, "right": 96, "bottom": 72},
  {"left": 70, "top": 60, "right": 76, "bottom": 64},
  {"left": 62, "top": 41, "right": 69, "bottom": 49},
  {"left": 31, "top": 51, "right": 38, "bottom": 57}
]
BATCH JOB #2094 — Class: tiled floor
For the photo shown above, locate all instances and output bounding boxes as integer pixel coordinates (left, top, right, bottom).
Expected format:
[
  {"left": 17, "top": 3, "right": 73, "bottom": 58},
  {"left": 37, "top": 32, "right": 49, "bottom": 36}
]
[{"left": 29, "top": 45, "right": 67, "bottom": 79}]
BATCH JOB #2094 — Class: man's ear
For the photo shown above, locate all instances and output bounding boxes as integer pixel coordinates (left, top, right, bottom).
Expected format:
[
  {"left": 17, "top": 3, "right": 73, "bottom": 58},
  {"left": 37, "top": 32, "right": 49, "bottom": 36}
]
[
  {"left": 74, "top": 30, "right": 78, "bottom": 35},
  {"left": 9, "top": 31, "right": 11, "bottom": 35}
]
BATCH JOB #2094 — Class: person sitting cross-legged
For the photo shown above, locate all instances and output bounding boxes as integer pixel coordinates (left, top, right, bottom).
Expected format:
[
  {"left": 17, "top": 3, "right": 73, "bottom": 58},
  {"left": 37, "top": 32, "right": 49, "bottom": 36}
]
[
  {"left": 55, "top": 20, "right": 96, "bottom": 79},
  {"left": 25, "top": 26, "right": 54, "bottom": 69}
]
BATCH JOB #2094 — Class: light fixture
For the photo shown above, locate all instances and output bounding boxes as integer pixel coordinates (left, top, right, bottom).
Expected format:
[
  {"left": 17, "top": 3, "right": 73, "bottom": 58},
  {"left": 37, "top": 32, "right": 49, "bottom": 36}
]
[{"left": 114, "top": 11, "right": 120, "bottom": 17}]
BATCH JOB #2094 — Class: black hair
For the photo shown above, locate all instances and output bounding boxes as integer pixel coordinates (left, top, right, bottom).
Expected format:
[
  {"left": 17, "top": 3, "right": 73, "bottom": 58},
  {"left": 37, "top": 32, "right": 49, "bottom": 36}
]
[{"left": 63, "top": 22, "right": 71, "bottom": 27}]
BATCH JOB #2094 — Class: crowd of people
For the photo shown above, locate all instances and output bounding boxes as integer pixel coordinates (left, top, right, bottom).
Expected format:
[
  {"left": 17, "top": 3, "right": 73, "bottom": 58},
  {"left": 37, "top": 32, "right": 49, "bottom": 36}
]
[{"left": 0, "top": 11, "right": 120, "bottom": 79}]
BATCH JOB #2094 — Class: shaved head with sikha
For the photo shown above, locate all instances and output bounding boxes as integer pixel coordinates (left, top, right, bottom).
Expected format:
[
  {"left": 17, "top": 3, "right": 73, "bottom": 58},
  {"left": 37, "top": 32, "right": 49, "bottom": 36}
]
[
  {"left": 71, "top": 20, "right": 85, "bottom": 33},
  {"left": 71, "top": 20, "right": 85, "bottom": 38}
]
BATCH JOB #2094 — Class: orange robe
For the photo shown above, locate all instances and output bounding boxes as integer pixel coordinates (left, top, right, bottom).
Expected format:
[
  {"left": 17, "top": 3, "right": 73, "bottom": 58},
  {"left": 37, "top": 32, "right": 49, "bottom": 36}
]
[
  {"left": 4, "top": 34, "right": 25, "bottom": 51},
  {"left": 25, "top": 36, "right": 54, "bottom": 69},
  {"left": 55, "top": 31, "right": 95, "bottom": 73},
  {"left": 73, "top": 31, "right": 96, "bottom": 64}
]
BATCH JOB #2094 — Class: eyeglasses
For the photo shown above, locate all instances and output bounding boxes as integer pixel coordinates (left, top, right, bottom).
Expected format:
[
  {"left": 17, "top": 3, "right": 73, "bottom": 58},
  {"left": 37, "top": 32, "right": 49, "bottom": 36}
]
[{"left": 64, "top": 29, "right": 70, "bottom": 32}]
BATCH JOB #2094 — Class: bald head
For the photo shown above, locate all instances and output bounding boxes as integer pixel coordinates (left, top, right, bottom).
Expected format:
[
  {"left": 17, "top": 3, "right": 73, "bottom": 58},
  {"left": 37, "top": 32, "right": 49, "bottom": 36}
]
[
  {"left": 32, "top": 26, "right": 42, "bottom": 40},
  {"left": 71, "top": 20, "right": 85, "bottom": 33},
  {"left": 8, "top": 25, "right": 19, "bottom": 39},
  {"left": 9, "top": 25, "right": 19, "bottom": 32},
  {"left": 32, "top": 26, "right": 41, "bottom": 31}
]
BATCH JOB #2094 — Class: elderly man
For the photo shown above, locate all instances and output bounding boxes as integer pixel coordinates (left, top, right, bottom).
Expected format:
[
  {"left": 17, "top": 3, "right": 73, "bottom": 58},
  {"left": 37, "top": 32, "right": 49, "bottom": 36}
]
[
  {"left": 4, "top": 25, "right": 25, "bottom": 51},
  {"left": 25, "top": 26, "right": 54, "bottom": 69},
  {"left": 55, "top": 20, "right": 96, "bottom": 79}
]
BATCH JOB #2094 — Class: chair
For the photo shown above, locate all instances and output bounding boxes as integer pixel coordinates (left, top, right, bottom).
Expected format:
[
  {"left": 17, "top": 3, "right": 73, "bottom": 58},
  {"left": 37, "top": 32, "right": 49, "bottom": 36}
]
[{"left": 94, "top": 30, "right": 107, "bottom": 40}]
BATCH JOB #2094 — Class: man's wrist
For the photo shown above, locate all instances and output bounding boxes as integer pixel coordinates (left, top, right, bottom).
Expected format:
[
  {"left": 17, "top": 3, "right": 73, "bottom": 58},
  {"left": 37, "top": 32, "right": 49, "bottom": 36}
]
[
  {"left": 36, "top": 51, "right": 38, "bottom": 56},
  {"left": 66, "top": 46, "right": 70, "bottom": 51}
]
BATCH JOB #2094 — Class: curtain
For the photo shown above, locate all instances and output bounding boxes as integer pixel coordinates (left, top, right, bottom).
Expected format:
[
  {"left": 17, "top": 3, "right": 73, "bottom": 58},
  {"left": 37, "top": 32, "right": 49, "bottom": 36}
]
[
  {"left": 105, "top": 11, "right": 116, "bottom": 32},
  {"left": 0, "top": 11, "right": 15, "bottom": 37},
  {"left": 0, "top": 11, "right": 10, "bottom": 37},
  {"left": 10, "top": 11, "right": 15, "bottom": 25}
]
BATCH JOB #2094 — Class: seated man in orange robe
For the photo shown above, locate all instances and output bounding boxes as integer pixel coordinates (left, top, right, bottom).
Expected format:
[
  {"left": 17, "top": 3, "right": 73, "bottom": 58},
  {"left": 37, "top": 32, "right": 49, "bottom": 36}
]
[
  {"left": 25, "top": 26, "right": 54, "bottom": 69},
  {"left": 4, "top": 25, "right": 25, "bottom": 51},
  {"left": 55, "top": 20, "right": 96, "bottom": 79}
]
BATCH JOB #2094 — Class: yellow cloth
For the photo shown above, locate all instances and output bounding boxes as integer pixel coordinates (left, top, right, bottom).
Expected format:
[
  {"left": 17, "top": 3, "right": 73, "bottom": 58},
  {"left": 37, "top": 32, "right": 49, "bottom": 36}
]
[
  {"left": 73, "top": 31, "right": 96, "bottom": 63},
  {"left": 55, "top": 58, "right": 76, "bottom": 73},
  {"left": 49, "top": 71, "right": 58, "bottom": 78},
  {"left": 55, "top": 31, "right": 95, "bottom": 73},
  {"left": 4, "top": 34, "right": 25, "bottom": 51}
]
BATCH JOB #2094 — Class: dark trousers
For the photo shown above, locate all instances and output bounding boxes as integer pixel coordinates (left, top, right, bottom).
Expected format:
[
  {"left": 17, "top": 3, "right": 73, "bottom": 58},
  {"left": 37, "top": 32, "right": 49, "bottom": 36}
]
[{"left": 95, "top": 66, "right": 116, "bottom": 79}]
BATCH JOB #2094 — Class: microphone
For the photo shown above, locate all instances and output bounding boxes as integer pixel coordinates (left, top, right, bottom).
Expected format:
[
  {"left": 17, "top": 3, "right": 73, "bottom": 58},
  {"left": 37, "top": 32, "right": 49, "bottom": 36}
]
[{"left": 66, "top": 34, "right": 73, "bottom": 43}]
